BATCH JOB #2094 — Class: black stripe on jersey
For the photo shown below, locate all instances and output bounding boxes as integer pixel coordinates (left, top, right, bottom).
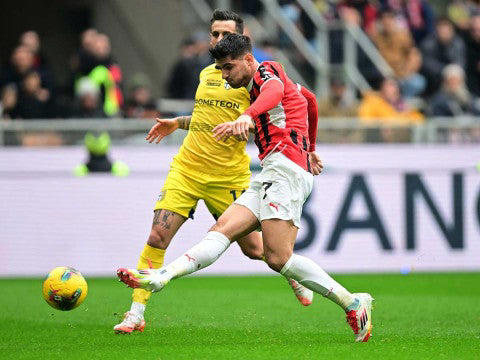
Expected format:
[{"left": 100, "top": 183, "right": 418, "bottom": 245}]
[
  {"left": 259, "top": 113, "right": 271, "bottom": 147},
  {"left": 268, "top": 63, "right": 280, "bottom": 77},
  {"left": 290, "top": 129, "right": 298, "bottom": 144},
  {"left": 258, "top": 65, "right": 272, "bottom": 81},
  {"left": 252, "top": 79, "right": 260, "bottom": 93},
  {"left": 254, "top": 128, "right": 264, "bottom": 154},
  {"left": 302, "top": 136, "right": 308, "bottom": 151}
]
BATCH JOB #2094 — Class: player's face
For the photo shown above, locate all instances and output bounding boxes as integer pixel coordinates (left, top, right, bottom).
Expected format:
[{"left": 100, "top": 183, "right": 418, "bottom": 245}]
[
  {"left": 210, "top": 20, "right": 238, "bottom": 48},
  {"left": 215, "top": 54, "right": 252, "bottom": 88}
]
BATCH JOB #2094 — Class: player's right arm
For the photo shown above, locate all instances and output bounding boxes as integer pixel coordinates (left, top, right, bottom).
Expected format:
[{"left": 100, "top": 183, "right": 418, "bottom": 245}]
[
  {"left": 213, "top": 80, "right": 284, "bottom": 142},
  {"left": 145, "top": 115, "right": 192, "bottom": 144}
]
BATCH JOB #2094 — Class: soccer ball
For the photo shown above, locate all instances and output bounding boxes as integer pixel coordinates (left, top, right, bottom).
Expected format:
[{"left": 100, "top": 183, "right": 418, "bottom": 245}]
[{"left": 42, "top": 266, "right": 88, "bottom": 311}]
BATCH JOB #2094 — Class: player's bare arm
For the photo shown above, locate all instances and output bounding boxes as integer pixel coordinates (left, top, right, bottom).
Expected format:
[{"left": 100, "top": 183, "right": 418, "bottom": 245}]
[{"left": 145, "top": 116, "right": 192, "bottom": 144}]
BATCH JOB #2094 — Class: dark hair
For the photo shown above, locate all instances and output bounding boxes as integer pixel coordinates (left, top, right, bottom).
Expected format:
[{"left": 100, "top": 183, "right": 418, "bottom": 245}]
[
  {"left": 210, "top": 9, "right": 244, "bottom": 34},
  {"left": 378, "top": 8, "right": 395, "bottom": 18},
  {"left": 209, "top": 33, "right": 252, "bottom": 60},
  {"left": 436, "top": 16, "right": 452, "bottom": 27}
]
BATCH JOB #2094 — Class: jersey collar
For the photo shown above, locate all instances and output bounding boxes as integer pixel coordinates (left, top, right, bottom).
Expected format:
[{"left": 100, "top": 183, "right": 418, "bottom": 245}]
[{"left": 246, "top": 78, "right": 253, "bottom": 92}]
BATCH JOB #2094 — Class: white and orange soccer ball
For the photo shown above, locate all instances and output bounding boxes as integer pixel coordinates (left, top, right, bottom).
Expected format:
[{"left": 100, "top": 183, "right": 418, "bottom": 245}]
[{"left": 42, "top": 266, "right": 88, "bottom": 311}]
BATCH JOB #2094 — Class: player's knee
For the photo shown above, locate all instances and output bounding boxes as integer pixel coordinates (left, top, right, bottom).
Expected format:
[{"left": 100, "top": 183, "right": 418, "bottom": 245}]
[
  {"left": 264, "top": 252, "right": 291, "bottom": 273},
  {"left": 210, "top": 218, "right": 230, "bottom": 237},
  {"left": 147, "top": 227, "right": 171, "bottom": 250}
]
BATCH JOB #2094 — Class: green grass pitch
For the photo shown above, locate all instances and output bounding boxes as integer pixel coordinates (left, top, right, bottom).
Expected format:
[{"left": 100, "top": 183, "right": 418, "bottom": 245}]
[{"left": 1, "top": 273, "right": 479, "bottom": 359}]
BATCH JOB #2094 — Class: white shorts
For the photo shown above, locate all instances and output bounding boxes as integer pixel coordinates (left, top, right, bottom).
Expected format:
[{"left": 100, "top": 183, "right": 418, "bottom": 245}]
[{"left": 235, "top": 152, "right": 313, "bottom": 228}]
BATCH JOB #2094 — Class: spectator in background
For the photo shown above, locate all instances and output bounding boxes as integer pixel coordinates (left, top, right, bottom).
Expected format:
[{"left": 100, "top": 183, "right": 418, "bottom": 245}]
[
  {"left": 338, "top": 0, "right": 379, "bottom": 35},
  {"left": 0, "top": 84, "right": 18, "bottom": 119},
  {"left": 358, "top": 77, "right": 423, "bottom": 142},
  {"left": 244, "top": 26, "right": 276, "bottom": 62},
  {"left": 70, "top": 78, "right": 106, "bottom": 119},
  {"left": 382, "top": 0, "right": 435, "bottom": 45},
  {"left": 420, "top": 17, "right": 466, "bottom": 94},
  {"left": 318, "top": 77, "right": 358, "bottom": 117},
  {"left": 372, "top": 9, "right": 425, "bottom": 97},
  {"left": 16, "top": 71, "right": 50, "bottom": 119},
  {"left": 19, "top": 31, "right": 47, "bottom": 69},
  {"left": 90, "top": 33, "right": 123, "bottom": 116},
  {"left": 79, "top": 29, "right": 99, "bottom": 71},
  {"left": 317, "top": 77, "right": 361, "bottom": 143},
  {"left": 358, "top": 77, "right": 423, "bottom": 122},
  {"left": 167, "top": 33, "right": 210, "bottom": 99},
  {"left": 71, "top": 30, "right": 123, "bottom": 117},
  {"left": 72, "top": 28, "right": 101, "bottom": 76},
  {"left": 253, "top": 39, "right": 276, "bottom": 62},
  {"left": 1, "top": 46, "right": 50, "bottom": 92},
  {"left": 428, "top": 64, "right": 480, "bottom": 117},
  {"left": 447, "top": 0, "right": 480, "bottom": 32},
  {"left": 465, "top": 15, "right": 480, "bottom": 96},
  {"left": 124, "top": 84, "right": 157, "bottom": 119}
]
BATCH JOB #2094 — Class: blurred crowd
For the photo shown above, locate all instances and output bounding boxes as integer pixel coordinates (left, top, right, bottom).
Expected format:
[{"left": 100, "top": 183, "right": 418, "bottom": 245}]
[
  {"left": 0, "top": 29, "right": 157, "bottom": 122},
  {"left": 236, "top": 0, "right": 480, "bottom": 124},
  {"left": 1, "top": 1, "right": 480, "bottom": 144}
]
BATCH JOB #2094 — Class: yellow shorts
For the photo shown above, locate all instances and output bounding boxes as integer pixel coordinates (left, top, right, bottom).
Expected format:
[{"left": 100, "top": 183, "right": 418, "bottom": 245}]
[{"left": 154, "top": 168, "right": 248, "bottom": 220}]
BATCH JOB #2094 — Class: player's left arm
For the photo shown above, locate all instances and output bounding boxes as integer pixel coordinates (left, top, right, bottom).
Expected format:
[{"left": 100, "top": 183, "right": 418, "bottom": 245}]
[
  {"left": 213, "top": 80, "right": 284, "bottom": 141},
  {"left": 299, "top": 85, "right": 318, "bottom": 152},
  {"left": 298, "top": 85, "right": 323, "bottom": 175}
]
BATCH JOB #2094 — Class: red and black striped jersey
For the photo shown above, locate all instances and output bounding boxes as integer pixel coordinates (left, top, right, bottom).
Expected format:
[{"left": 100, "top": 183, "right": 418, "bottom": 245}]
[{"left": 244, "top": 61, "right": 312, "bottom": 172}]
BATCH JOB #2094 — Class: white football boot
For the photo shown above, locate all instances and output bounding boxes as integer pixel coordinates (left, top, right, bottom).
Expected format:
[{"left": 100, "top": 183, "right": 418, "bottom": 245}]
[
  {"left": 117, "top": 268, "right": 169, "bottom": 292},
  {"left": 345, "top": 293, "right": 374, "bottom": 342},
  {"left": 288, "top": 279, "right": 313, "bottom": 306},
  {"left": 113, "top": 311, "right": 146, "bottom": 334}
]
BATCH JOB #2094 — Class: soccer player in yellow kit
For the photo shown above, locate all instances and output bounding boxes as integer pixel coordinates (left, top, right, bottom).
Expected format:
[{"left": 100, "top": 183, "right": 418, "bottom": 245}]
[{"left": 113, "top": 9, "right": 313, "bottom": 334}]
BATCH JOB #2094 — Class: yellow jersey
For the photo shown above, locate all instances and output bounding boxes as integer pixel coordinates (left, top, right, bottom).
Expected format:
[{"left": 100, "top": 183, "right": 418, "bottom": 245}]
[{"left": 171, "top": 64, "right": 251, "bottom": 186}]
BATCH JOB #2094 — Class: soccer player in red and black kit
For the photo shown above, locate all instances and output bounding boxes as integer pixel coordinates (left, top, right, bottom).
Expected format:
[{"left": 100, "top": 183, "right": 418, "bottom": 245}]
[{"left": 117, "top": 33, "right": 374, "bottom": 343}]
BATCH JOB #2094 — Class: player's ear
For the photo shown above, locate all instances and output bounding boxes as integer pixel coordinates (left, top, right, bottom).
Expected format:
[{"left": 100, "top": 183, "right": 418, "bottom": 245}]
[{"left": 244, "top": 52, "right": 254, "bottom": 64}]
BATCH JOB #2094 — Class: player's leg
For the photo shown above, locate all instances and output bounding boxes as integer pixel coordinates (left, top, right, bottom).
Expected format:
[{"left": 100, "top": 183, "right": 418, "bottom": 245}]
[
  {"left": 261, "top": 219, "right": 373, "bottom": 342},
  {"left": 204, "top": 185, "right": 313, "bottom": 305},
  {"left": 131, "top": 208, "right": 187, "bottom": 303},
  {"left": 114, "top": 208, "right": 186, "bottom": 334},
  {"left": 114, "top": 171, "right": 199, "bottom": 334},
  {"left": 257, "top": 153, "right": 372, "bottom": 341},
  {"left": 204, "top": 186, "right": 263, "bottom": 260},
  {"left": 236, "top": 230, "right": 313, "bottom": 306},
  {"left": 117, "top": 203, "right": 260, "bottom": 291}
]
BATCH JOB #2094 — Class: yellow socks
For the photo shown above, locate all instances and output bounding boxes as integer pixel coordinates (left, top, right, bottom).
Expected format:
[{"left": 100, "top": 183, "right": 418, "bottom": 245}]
[{"left": 132, "top": 244, "right": 166, "bottom": 305}]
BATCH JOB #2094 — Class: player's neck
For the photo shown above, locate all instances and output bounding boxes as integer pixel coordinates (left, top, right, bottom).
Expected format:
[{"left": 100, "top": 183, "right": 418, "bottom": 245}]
[
  {"left": 242, "top": 58, "right": 260, "bottom": 88},
  {"left": 248, "top": 59, "right": 260, "bottom": 79}
]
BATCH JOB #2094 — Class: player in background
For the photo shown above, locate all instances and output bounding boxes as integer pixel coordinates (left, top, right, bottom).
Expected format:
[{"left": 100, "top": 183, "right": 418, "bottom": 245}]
[
  {"left": 117, "top": 34, "right": 374, "bottom": 343},
  {"left": 114, "top": 9, "right": 317, "bottom": 334}
]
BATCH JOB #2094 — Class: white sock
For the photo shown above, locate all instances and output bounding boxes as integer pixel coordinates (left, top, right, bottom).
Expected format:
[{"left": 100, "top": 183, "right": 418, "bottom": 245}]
[
  {"left": 162, "top": 231, "right": 231, "bottom": 280},
  {"left": 130, "top": 301, "right": 146, "bottom": 318},
  {"left": 280, "top": 254, "right": 355, "bottom": 310}
]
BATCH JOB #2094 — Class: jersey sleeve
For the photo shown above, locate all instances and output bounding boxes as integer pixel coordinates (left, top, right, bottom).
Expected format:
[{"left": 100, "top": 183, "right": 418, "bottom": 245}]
[
  {"left": 255, "top": 63, "right": 284, "bottom": 90},
  {"left": 243, "top": 79, "right": 284, "bottom": 118},
  {"left": 244, "top": 63, "right": 285, "bottom": 118},
  {"left": 299, "top": 84, "right": 318, "bottom": 152}
]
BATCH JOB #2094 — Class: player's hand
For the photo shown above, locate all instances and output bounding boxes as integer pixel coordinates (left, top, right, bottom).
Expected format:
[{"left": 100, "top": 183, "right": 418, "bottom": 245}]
[
  {"left": 145, "top": 118, "right": 179, "bottom": 144},
  {"left": 308, "top": 152, "right": 323, "bottom": 175},
  {"left": 212, "top": 121, "right": 234, "bottom": 142},
  {"left": 231, "top": 115, "right": 253, "bottom": 141}
]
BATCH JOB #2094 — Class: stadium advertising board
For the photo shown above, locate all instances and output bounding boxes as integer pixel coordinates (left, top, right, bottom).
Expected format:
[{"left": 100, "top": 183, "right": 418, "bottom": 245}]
[{"left": 0, "top": 145, "right": 478, "bottom": 276}]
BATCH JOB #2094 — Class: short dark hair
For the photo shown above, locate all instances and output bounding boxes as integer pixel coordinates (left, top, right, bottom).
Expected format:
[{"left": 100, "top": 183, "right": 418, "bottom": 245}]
[
  {"left": 210, "top": 9, "right": 244, "bottom": 34},
  {"left": 209, "top": 33, "right": 252, "bottom": 60},
  {"left": 436, "top": 16, "right": 452, "bottom": 27},
  {"left": 378, "top": 8, "right": 395, "bottom": 18}
]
